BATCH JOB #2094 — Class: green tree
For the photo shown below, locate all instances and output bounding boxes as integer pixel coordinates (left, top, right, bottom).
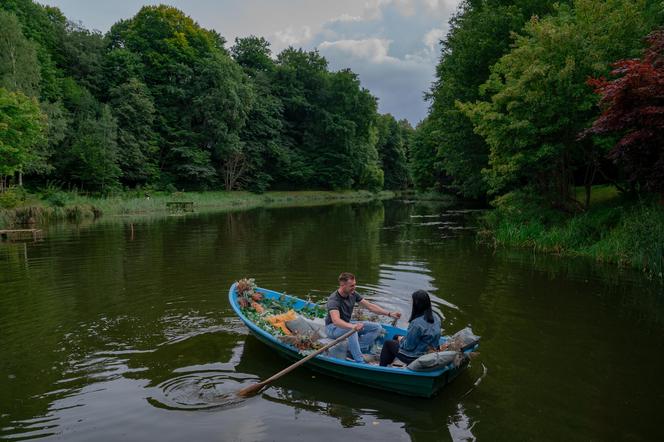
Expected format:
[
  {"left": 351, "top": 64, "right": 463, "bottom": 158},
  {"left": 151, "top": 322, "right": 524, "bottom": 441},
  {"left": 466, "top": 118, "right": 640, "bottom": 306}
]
[
  {"left": 0, "top": 10, "right": 41, "bottom": 97},
  {"left": 59, "top": 21, "right": 105, "bottom": 96},
  {"left": 459, "top": 0, "right": 660, "bottom": 206},
  {"left": 0, "top": 0, "right": 67, "bottom": 101},
  {"left": 232, "top": 36, "right": 286, "bottom": 192},
  {"left": 231, "top": 35, "right": 274, "bottom": 74},
  {"left": 427, "top": 0, "right": 568, "bottom": 198},
  {"left": 66, "top": 104, "right": 120, "bottom": 192},
  {"left": 319, "top": 68, "right": 380, "bottom": 190},
  {"left": 107, "top": 5, "right": 252, "bottom": 189},
  {"left": 0, "top": 87, "right": 44, "bottom": 190},
  {"left": 108, "top": 78, "right": 158, "bottom": 186},
  {"left": 272, "top": 48, "right": 328, "bottom": 187},
  {"left": 273, "top": 49, "right": 381, "bottom": 190},
  {"left": 376, "top": 114, "right": 410, "bottom": 190},
  {"left": 410, "top": 117, "right": 445, "bottom": 191},
  {"left": 192, "top": 52, "right": 252, "bottom": 189},
  {"left": 27, "top": 100, "right": 66, "bottom": 176}
]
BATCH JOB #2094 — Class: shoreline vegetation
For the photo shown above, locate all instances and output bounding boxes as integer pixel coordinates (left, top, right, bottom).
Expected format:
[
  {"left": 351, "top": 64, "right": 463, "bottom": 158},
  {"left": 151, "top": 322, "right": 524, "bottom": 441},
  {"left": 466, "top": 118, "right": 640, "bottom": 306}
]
[
  {"left": 480, "top": 186, "right": 664, "bottom": 279},
  {"left": 0, "top": 190, "right": 399, "bottom": 228},
  {"left": 1, "top": 186, "right": 661, "bottom": 279},
  {"left": 1, "top": 1, "right": 662, "bottom": 280}
]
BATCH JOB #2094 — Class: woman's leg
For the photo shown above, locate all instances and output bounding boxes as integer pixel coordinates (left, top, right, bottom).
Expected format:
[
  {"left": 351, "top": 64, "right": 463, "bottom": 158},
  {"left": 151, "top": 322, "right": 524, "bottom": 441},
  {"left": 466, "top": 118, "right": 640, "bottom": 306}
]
[
  {"left": 379, "top": 339, "right": 400, "bottom": 366},
  {"left": 395, "top": 352, "right": 418, "bottom": 365}
]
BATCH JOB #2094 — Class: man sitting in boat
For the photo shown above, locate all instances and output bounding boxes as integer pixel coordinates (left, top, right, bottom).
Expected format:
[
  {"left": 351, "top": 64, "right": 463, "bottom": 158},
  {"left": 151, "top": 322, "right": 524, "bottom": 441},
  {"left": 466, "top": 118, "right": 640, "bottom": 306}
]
[{"left": 325, "top": 272, "right": 401, "bottom": 363}]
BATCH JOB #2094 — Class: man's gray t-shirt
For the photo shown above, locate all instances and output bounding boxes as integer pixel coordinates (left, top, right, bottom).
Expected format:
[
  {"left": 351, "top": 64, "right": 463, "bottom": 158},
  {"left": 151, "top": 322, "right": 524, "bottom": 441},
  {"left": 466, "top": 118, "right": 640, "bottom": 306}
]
[{"left": 325, "top": 290, "right": 363, "bottom": 325}]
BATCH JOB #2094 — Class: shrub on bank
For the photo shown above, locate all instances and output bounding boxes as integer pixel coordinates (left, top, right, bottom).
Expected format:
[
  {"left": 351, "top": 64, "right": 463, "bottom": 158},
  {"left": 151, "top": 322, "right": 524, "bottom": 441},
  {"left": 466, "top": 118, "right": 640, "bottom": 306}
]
[
  {"left": 483, "top": 189, "right": 664, "bottom": 278},
  {"left": 0, "top": 187, "right": 27, "bottom": 209}
]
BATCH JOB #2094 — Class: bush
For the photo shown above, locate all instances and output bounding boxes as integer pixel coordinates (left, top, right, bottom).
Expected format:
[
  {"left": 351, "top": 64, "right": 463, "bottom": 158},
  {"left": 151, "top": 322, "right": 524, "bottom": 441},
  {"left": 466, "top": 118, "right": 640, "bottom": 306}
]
[
  {"left": 485, "top": 187, "right": 566, "bottom": 228},
  {"left": 484, "top": 188, "right": 664, "bottom": 278},
  {"left": 0, "top": 188, "right": 26, "bottom": 209},
  {"left": 614, "top": 202, "right": 664, "bottom": 277},
  {"left": 359, "top": 165, "right": 384, "bottom": 193},
  {"left": 45, "top": 191, "right": 69, "bottom": 207}
]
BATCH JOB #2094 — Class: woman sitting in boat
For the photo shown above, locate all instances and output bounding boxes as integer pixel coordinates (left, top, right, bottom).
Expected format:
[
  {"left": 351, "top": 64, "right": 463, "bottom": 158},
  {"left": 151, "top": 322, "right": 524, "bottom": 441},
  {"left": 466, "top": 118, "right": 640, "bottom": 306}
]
[{"left": 379, "top": 290, "right": 441, "bottom": 367}]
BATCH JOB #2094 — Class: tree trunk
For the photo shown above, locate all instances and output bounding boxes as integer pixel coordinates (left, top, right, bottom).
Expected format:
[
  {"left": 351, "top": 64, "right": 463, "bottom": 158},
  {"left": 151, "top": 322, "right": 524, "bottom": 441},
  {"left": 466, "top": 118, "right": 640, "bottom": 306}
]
[{"left": 222, "top": 152, "right": 246, "bottom": 191}]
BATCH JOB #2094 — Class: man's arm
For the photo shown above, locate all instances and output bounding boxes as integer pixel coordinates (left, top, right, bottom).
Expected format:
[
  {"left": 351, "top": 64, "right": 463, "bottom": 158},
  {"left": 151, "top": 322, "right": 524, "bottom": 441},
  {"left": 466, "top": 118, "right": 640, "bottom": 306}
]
[
  {"left": 330, "top": 310, "right": 363, "bottom": 330},
  {"left": 358, "top": 299, "right": 401, "bottom": 319}
]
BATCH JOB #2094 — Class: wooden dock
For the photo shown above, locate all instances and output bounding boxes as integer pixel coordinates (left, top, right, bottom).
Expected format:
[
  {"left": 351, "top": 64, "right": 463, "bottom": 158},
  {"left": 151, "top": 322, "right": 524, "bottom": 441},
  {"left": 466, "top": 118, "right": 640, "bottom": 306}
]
[{"left": 0, "top": 229, "right": 43, "bottom": 242}]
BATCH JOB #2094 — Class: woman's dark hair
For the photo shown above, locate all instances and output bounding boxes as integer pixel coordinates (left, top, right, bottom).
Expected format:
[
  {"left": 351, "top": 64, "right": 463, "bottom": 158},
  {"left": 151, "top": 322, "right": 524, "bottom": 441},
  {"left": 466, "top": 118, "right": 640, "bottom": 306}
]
[{"left": 409, "top": 290, "right": 434, "bottom": 323}]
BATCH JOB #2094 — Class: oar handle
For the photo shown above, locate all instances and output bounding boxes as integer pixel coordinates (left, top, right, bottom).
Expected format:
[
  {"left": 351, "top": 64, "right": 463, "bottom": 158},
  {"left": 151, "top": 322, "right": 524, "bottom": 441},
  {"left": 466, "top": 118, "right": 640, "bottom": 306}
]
[
  {"left": 261, "top": 328, "right": 357, "bottom": 385},
  {"left": 245, "top": 328, "right": 358, "bottom": 393}
]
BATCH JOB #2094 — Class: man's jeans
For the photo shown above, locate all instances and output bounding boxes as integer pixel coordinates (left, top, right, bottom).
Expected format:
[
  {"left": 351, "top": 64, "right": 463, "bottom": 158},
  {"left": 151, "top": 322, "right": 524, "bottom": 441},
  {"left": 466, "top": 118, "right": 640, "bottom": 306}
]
[{"left": 325, "top": 322, "right": 382, "bottom": 362}]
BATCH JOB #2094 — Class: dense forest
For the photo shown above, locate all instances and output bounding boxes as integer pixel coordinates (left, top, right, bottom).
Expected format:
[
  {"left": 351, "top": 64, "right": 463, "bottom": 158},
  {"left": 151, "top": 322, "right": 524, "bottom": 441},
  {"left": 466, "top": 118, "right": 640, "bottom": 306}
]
[
  {"left": 2, "top": 0, "right": 662, "bottom": 203},
  {"left": 408, "top": 0, "right": 663, "bottom": 276},
  {"left": 413, "top": 0, "right": 663, "bottom": 207},
  {"left": 0, "top": 0, "right": 412, "bottom": 194}
]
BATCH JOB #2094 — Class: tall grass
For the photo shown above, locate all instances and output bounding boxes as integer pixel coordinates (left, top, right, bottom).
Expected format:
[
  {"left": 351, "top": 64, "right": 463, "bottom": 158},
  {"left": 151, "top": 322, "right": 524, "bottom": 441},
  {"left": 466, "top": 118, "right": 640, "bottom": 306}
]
[
  {"left": 483, "top": 188, "right": 664, "bottom": 278},
  {"left": 0, "top": 190, "right": 394, "bottom": 229}
]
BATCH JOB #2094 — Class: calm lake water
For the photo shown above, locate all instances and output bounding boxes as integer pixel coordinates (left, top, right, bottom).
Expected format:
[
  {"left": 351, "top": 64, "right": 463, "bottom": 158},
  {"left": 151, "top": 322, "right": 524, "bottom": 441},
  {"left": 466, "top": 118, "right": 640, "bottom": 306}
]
[{"left": 1, "top": 200, "right": 663, "bottom": 441}]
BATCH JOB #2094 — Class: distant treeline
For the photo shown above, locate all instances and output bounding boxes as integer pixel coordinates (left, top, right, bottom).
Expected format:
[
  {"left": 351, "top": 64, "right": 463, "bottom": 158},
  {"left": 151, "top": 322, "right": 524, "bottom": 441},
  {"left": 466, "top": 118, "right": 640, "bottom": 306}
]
[
  {"left": 0, "top": 1, "right": 412, "bottom": 193},
  {"left": 413, "top": 0, "right": 663, "bottom": 208}
]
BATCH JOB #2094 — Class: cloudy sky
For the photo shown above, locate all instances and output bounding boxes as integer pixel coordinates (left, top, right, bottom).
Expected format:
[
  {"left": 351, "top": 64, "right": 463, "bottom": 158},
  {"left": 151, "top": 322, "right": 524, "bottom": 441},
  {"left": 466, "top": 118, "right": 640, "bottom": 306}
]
[{"left": 40, "top": 0, "right": 461, "bottom": 124}]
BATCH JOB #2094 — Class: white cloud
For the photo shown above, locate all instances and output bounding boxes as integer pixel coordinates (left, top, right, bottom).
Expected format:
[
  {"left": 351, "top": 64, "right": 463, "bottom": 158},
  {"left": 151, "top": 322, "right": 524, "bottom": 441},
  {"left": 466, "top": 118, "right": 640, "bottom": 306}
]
[
  {"left": 392, "top": 0, "right": 417, "bottom": 17},
  {"left": 273, "top": 25, "right": 312, "bottom": 51},
  {"left": 310, "top": 0, "right": 460, "bottom": 122},
  {"left": 423, "top": 28, "right": 445, "bottom": 51},
  {"left": 319, "top": 38, "right": 396, "bottom": 63},
  {"left": 333, "top": 14, "right": 363, "bottom": 22},
  {"left": 423, "top": 0, "right": 462, "bottom": 12}
]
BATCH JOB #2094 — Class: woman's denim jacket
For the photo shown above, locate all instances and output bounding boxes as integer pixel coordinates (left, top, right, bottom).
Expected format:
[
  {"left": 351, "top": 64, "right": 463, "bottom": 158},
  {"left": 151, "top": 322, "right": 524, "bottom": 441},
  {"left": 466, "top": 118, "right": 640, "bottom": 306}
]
[{"left": 398, "top": 315, "right": 441, "bottom": 358}]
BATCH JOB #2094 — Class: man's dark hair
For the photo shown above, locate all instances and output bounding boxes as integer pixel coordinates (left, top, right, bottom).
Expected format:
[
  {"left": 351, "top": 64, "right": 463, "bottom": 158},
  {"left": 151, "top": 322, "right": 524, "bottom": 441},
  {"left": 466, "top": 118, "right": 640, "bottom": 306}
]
[
  {"left": 338, "top": 272, "right": 356, "bottom": 283},
  {"left": 409, "top": 290, "right": 434, "bottom": 324}
]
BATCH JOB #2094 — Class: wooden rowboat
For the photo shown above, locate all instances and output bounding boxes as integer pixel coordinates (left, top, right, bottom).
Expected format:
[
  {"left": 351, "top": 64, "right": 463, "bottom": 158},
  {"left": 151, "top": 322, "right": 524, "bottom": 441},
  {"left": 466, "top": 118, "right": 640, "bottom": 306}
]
[{"left": 229, "top": 283, "right": 478, "bottom": 397}]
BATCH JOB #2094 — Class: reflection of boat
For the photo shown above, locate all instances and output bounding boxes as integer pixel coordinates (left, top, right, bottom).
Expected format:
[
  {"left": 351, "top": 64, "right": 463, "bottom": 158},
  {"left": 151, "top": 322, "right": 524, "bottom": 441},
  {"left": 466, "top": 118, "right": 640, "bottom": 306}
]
[
  {"left": 235, "top": 334, "right": 480, "bottom": 440},
  {"left": 229, "top": 283, "right": 477, "bottom": 397}
]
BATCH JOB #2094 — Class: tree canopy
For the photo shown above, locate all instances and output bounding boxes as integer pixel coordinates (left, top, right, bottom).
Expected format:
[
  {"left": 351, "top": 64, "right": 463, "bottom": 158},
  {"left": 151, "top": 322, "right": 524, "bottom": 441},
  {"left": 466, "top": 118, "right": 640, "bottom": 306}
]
[
  {"left": 419, "top": 0, "right": 663, "bottom": 207},
  {"left": 0, "top": 1, "right": 411, "bottom": 194}
]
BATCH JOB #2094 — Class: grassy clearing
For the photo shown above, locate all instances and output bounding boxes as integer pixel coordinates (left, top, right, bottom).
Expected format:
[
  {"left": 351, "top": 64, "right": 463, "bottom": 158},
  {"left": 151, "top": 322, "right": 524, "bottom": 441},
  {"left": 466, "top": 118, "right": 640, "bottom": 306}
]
[
  {"left": 480, "top": 186, "right": 664, "bottom": 278},
  {"left": 0, "top": 189, "right": 394, "bottom": 229},
  {"left": 574, "top": 184, "right": 620, "bottom": 207}
]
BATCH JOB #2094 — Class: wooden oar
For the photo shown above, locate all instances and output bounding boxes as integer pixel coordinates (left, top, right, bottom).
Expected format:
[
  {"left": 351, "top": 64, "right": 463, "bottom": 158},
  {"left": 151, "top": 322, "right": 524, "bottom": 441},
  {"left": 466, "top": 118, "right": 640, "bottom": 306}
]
[{"left": 237, "top": 328, "right": 358, "bottom": 398}]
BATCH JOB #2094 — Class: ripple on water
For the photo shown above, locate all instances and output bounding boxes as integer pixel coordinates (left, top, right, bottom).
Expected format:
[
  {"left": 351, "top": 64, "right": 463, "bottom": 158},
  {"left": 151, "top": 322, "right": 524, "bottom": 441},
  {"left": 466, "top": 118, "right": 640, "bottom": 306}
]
[{"left": 146, "top": 371, "right": 257, "bottom": 411}]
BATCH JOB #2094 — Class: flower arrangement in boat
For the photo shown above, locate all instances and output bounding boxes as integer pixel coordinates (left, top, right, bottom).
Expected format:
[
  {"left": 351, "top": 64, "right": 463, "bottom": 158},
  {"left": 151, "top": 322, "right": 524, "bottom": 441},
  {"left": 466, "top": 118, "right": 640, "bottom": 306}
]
[
  {"left": 235, "top": 280, "right": 329, "bottom": 351},
  {"left": 278, "top": 332, "right": 324, "bottom": 351},
  {"left": 236, "top": 278, "right": 264, "bottom": 312}
]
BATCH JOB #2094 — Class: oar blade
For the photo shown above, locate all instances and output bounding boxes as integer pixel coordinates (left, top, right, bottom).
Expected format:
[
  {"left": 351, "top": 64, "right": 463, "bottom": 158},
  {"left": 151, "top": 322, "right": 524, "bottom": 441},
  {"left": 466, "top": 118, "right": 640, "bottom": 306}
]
[{"left": 236, "top": 382, "right": 265, "bottom": 398}]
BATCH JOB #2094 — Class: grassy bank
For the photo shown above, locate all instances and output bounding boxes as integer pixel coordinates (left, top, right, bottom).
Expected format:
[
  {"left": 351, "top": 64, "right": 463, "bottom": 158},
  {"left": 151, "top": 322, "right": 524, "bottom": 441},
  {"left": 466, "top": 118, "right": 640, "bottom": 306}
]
[
  {"left": 480, "top": 186, "right": 664, "bottom": 278},
  {"left": 0, "top": 189, "right": 395, "bottom": 229}
]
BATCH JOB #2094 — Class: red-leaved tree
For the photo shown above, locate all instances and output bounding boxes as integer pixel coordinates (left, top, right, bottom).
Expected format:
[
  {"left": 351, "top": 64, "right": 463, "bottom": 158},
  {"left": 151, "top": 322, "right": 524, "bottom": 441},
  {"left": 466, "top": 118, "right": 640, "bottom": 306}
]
[{"left": 585, "top": 30, "right": 664, "bottom": 196}]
